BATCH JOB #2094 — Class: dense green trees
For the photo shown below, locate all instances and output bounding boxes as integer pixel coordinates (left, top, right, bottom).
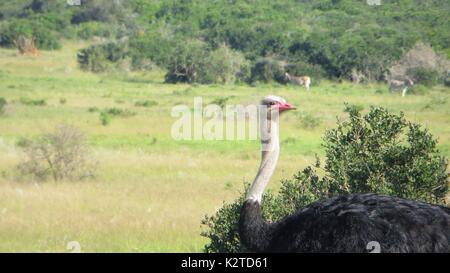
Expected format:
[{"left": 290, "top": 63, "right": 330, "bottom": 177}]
[
  {"left": 1, "top": 0, "right": 449, "bottom": 83},
  {"left": 78, "top": 42, "right": 128, "bottom": 72},
  {"left": 0, "top": 17, "right": 61, "bottom": 50}
]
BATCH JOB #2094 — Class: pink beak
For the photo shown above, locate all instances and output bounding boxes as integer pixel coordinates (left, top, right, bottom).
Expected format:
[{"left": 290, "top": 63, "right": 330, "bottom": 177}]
[{"left": 278, "top": 102, "right": 296, "bottom": 112}]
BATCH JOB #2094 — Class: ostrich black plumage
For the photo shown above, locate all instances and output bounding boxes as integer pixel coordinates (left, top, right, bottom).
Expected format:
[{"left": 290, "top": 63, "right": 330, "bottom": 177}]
[{"left": 238, "top": 96, "right": 450, "bottom": 253}]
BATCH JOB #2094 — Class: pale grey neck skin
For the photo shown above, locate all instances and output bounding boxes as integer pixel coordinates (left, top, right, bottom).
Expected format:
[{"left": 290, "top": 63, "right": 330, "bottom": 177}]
[{"left": 246, "top": 108, "right": 280, "bottom": 203}]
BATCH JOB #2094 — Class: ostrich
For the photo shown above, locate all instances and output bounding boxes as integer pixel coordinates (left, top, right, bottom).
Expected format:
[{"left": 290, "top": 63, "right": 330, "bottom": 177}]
[{"left": 238, "top": 95, "right": 450, "bottom": 253}]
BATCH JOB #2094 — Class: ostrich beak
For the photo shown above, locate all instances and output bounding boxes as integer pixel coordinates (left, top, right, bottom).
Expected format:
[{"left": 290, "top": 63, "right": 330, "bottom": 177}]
[{"left": 278, "top": 102, "right": 296, "bottom": 112}]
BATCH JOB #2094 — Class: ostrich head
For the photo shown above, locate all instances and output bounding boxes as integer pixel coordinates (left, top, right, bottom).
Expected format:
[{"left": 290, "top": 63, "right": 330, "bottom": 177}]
[{"left": 260, "top": 95, "right": 295, "bottom": 116}]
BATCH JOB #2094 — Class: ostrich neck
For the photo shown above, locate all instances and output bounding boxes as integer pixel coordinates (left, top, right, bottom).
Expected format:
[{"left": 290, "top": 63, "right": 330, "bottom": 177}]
[{"left": 246, "top": 114, "right": 280, "bottom": 203}]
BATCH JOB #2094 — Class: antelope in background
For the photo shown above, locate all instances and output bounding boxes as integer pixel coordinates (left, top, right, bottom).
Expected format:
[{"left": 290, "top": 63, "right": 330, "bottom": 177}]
[
  {"left": 285, "top": 72, "right": 311, "bottom": 91},
  {"left": 389, "top": 78, "right": 414, "bottom": 97}
]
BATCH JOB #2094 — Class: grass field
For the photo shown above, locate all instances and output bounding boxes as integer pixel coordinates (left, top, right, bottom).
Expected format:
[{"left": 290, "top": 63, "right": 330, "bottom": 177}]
[{"left": 0, "top": 42, "right": 449, "bottom": 252}]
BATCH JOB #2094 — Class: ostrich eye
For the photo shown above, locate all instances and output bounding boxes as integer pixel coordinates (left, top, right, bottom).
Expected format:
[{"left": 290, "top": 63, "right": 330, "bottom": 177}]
[{"left": 269, "top": 102, "right": 276, "bottom": 106}]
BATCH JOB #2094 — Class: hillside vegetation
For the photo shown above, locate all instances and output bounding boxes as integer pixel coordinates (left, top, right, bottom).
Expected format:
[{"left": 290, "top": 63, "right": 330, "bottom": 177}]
[{"left": 1, "top": 0, "right": 449, "bottom": 83}]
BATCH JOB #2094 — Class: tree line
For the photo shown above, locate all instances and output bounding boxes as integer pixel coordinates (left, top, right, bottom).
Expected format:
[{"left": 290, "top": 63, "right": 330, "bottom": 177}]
[{"left": 1, "top": 0, "right": 449, "bottom": 85}]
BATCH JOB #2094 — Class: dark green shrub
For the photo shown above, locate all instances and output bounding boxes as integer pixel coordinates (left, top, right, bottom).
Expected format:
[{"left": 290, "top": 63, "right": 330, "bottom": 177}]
[
  {"left": 0, "top": 18, "right": 61, "bottom": 50},
  {"left": 164, "top": 39, "right": 208, "bottom": 83},
  {"left": 76, "top": 22, "right": 111, "bottom": 39},
  {"left": 198, "top": 44, "right": 250, "bottom": 84},
  {"left": 0, "top": 19, "right": 32, "bottom": 48},
  {"left": 0, "top": 97, "right": 7, "bottom": 115},
  {"left": 250, "top": 57, "right": 286, "bottom": 83},
  {"left": 104, "top": 107, "right": 135, "bottom": 117},
  {"left": 135, "top": 100, "right": 158, "bottom": 107},
  {"left": 407, "top": 67, "right": 439, "bottom": 87},
  {"left": 98, "top": 108, "right": 135, "bottom": 125},
  {"left": 444, "top": 75, "right": 450, "bottom": 87},
  {"left": 128, "top": 29, "right": 177, "bottom": 71},
  {"left": 201, "top": 190, "right": 249, "bottom": 253},
  {"left": 323, "top": 106, "right": 447, "bottom": 201},
  {"left": 88, "top": 106, "right": 99, "bottom": 112},
  {"left": 19, "top": 97, "right": 46, "bottom": 106},
  {"left": 70, "top": 0, "right": 133, "bottom": 24},
  {"left": 201, "top": 185, "right": 283, "bottom": 253},
  {"left": 77, "top": 42, "right": 128, "bottom": 73},
  {"left": 201, "top": 105, "right": 448, "bottom": 253},
  {"left": 31, "top": 22, "right": 60, "bottom": 50},
  {"left": 100, "top": 112, "right": 110, "bottom": 126},
  {"left": 16, "top": 137, "right": 32, "bottom": 148}
]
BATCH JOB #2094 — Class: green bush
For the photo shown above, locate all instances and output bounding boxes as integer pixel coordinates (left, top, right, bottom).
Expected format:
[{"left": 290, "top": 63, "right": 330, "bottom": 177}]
[
  {"left": 164, "top": 39, "right": 208, "bottom": 83},
  {"left": 250, "top": 57, "right": 287, "bottom": 83},
  {"left": 100, "top": 112, "right": 110, "bottom": 126},
  {"left": 201, "top": 105, "right": 448, "bottom": 253},
  {"left": 31, "top": 22, "right": 60, "bottom": 50},
  {"left": 76, "top": 22, "right": 112, "bottom": 39},
  {"left": 98, "top": 107, "right": 135, "bottom": 126},
  {"left": 0, "top": 97, "right": 7, "bottom": 115},
  {"left": 444, "top": 75, "right": 450, "bottom": 87},
  {"left": 104, "top": 107, "right": 135, "bottom": 117},
  {"left": 201, "top": 184, "right": 283, "bottom": 253},
  {"left": 77, "top": 42, "right": 128, "bottom": 73},
  {"left": 135, "top": 100, "right": 158, "bottom": 107},
  {"left": 70, "top": 0, "right": 133, "bottom": 25},
  {"left": 198, "top": 44, "right": 250, "bottom": 84},
  {"left": 409, "top": 84, "right": 428, "bottom": 95},
  {"left": 323, "top": 106, "right": 447, "bottom": 200},
  {"left": 88, "top": 106, "right": 99, "bottom": 112},
  {"left": 0, "top": 19, "right": 32, "bottom": 47},
  {"left": 0, "top": 18, "right": 60, "bottom": 50},
  {"left": 19, "top": 97, "right": 46, "bottom": 106},
  {"left": 128, "top": 29, "right": 176, "bottom": 71},
  {"left": 407, "top": 67, "right": 439, "bottom": 87}
]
